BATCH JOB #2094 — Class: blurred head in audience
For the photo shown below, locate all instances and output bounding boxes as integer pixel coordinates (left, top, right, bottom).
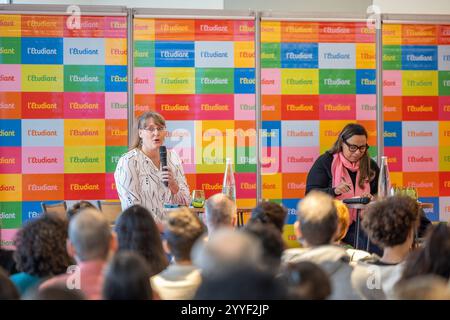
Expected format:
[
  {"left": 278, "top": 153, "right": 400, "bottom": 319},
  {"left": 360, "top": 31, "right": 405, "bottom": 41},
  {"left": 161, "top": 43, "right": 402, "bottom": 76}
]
[
  {"left": 68, "top": 208, "right": 116, "bottom": 263},
  {"left": 103, "top": 251, "right": 153, "bottom": 300},
  {"left": 243, "top": 221, "right": 284, "bottom": 272},
  {"left": 163, "top": 208, "right": 205, "bottom": 263},
  {"left": 66, "top": 201, "right": 97, "bottom": 221},
  {"left": 194, "top": 265, "right": 287, "bottom": 300},
  {"left": 295, "top": 191, "right": 338, "bottom": 247},
  {"left": 394, "top": 275, "right": 450, "bottom": 300},
  {"left": 278, "top": 261, "right": 331, "bottom": 300},
  {"left": 192, "top": 229, "right": 262, "bottom": 275},
  {"left": 24, "top": 284, "right": 85, "bottom": 300},
  {"left": 362, "top": 195, "right": 420, "bottom": 250},
  {"left": 204, "top": 193, "right": 236, "bottom": 233},
  {"left": 333, "top": 199, "right": 350, "bottom": 243},
  {"left": 14, "top": 215, "right": 72, "bottom": 278},
  {"left": 114, "top": 205, "right": 168, "bottom": 275},
  {"left": 400, "top": 223, "right": 450, "bottom": 282},
  {"left": 250, "top": 201, "right": 288, "bottom": 233},
  {"left": 0, "top": 267, "right": 19, "bottom": 300}
]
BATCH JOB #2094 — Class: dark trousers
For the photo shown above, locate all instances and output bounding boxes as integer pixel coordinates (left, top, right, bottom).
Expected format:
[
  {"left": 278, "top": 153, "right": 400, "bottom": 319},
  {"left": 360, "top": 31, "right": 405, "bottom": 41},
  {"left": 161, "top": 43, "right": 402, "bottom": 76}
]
[{"left": 342, "top": 222, "right": 383, "bottom": 256}]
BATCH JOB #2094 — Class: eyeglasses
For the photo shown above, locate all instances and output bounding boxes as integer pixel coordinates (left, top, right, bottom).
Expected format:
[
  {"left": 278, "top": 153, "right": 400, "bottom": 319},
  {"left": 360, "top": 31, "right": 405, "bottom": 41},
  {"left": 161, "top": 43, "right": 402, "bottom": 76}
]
[
  {"left": 141, "top": 126, "right": 166, "bottom": 133},
  {"left": 344, "top": 141, "right": 369, "bottom": 153}
]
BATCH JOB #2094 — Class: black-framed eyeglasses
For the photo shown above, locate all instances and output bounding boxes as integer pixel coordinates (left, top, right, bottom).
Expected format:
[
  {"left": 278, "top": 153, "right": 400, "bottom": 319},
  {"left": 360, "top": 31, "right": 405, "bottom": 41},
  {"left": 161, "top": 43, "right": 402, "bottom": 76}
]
[
  {"left": 141, "top": 126, "right": 166, "bottom": 133},
  {"left": 343, "top": 141, "right": 369, "bottom": 153}
]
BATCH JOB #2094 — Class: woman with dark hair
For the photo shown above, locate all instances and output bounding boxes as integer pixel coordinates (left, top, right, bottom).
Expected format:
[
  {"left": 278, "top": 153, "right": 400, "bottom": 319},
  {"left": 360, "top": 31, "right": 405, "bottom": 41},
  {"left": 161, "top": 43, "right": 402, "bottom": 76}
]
[
  {"left": 114, "top": 205, "right": 169, "bottom": 276},
  {"left": 114, "top": 111, "right": 191, "bottom": 225},
  {"left": 305, "top": 123, "right": 380, "bottom": 252},
  {"left": 10, "top": 216, "right": 73, "bottom": 296}
]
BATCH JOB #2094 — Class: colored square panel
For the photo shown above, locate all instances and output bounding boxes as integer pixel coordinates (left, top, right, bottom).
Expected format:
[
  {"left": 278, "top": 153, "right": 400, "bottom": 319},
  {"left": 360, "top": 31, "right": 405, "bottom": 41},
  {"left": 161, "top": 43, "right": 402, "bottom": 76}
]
[
  {"left": 234, "top": 41, "right": 254, "bottom": 68},
  {"left": 21, "top": 37, "right": 63, "bottom": 65},
  {"left": 356, "top": 43, "right": 375, "bottom": 69},
  {"left": 0, "top": 174, "right": 21, "bottom": 201},
  {"left": 389, "top": 171, "right": 403, "bottom": 187},
  {"left": 65, "top": 173, "right": 106, "bottom": 200},
  {"left": 384, "top": 121, "right": 402, "bottom": 147},
  {"left": 319, "top": 120, "right": 349, "bottom": 151},
  {"left": 383, "top": 24, "right": 402, "bottom": 45},
  {"left": 64, "top": 119, "right": 105, "bottom": 146},
  {"left": 439, "top": 122, "right": 450, "bottom": 146},
  {"left": 402, "top": 25, "right": 437, "bottom": 45},
  {"left": 402, "top": 45, "right": 437, "bottom": 70},
  {"left": 234, "top": 94, "right": 255, "bottom": 120},
  {"left": 104, "top": 17, "right": 127, "bottom": 38},
  {"left": 134, "top": 94, "right": 155, "bottom": 118},
  {"left": 282, "top": 199, "right": 299, "bottom": 225},
  {"left": 156, "top": 41, "right": 195, "bottom": 67},
  {"left": 22, "top": 146, "right": 64, "bottom": 174},
  {"left": 106, "top": 146, "right": 128, "bottom": 173},
  {"left": 184, "top": 173, "right": 196, "bottom": 193},
  {"left": 318, "top": 43, "right": 355, "bottom": 69},
  {"left": 0, "top": 92, "right": 21, "bottom": 119},
  {"left": 64, "top": 146, "right": 106, "bottom": 173},
  {"left": 281, "top": 22, "right": 318, "bottom": 43},
  {"left": 355, "top": 23, "right": 376, "bottom": 43},
  {"left": 195, "top": 173, "right": 223, "bottom": 199},
  {"left": 64, "top": 16, "right": 105, "bottom": 38},
  {"left": 105, "top": 38, "right": 127, "bottom": 65},
  {"left": 262, "top": 121, "right": 281, "bottom": 147},
  {"left": 281, "top": 120, "right": 319, "bottom": 147},
  {"left": 172, "top": 147, "right": 196, "bottom": 174},
  {"left": 105, "top": 65, "right": 127, "bottom": 92},
  {"left": 235, "top": 147, "right": 256, "bottom": 173},
  {"left": 282, "top": 173, "right": 307, "bottom": 199},
  {"left": 438, "top": 25, "right": 450, "bottom": 45},
  {"left": 233, "top": 20, "right": 254, "bottom": 41},
  {"left": 0, "top": 146, "right": 20, "bottom": 174},
  {"left": 234, "top": 68, "right": 255, "bottom": 94},
  {"left": 262, "top": 173, "right": 282, "bottom": 199},
  {"left": 21, "top": 119, "right": 63, "bottom": 147},
  {"left": 403, "top": 172, "right": 439, "bottom": 197},
  {"left": 261, "top": 146, "right": 280, "bottom": 175},
  {"left": 402, "top": 71, "right": 438, "bottom": 96},
  {"left": 439, "top": 172, "right": 450, "bottom": 195},
  {"left": 439, "top": 146, "right": 450, "bottom": 171},
  {"left": 403, "top": 147, "right": 438, "bottom": 172},
  {"left": 195, "top": 41, "right": 233, "bottom": 68},
  {"left": 439, "top": 96, "right": 450, "bottom": 120},
  {"left": 318, "top": 22, "right": 355, "bottom": 43},
  {"left": 0, "top": 202, "right": 21, "bottom": 230},
  {"left": 134, "top": 67, "right": 155, "bottom": 94},
  {"left": 357, "top": 120, "right": 377, "bottom": 146},
  {"left": 439, "top": 71, "right": 450, "bottom": 96},
  {"left": 105, "top": 92, "right": 127, "bottom": 119},
  {"left": 21, "top": 201, "right": 43, "bottom": 224},
  {"left": 106, "top": 119, "right": 127, "bottom": 146},
  {"left": 0, "top": 228, "right": 18, "bottom": 249},
  {"left": 383, "top": 96, "right": 403, "bottom": 121},
  {"left": 281, "top": 95, "right": 319, "bottom": 120},
  {"left": 438, "top": 197, "right": 450, "bottom": 221},
  {"left": 402, "top": 96, "right": 438, "bottom": 121},
  {"left": 195, "top": 94, "right": 234, "bottom": 120},
  {"left": 384, "top": 147, "right": 403, "bottom": 172},
  {"left": 63, "top": 92, "right": 104, "bottom": 119},
  {"left": 261, "top": 68, "right": 281, "bottom": 95},
  {"left": 383, "top": 45, "right": 402, "bottom": 70},
  {"left": 356, "top": 94, "right": 376, "bottom": 120},
  {"left": 0, "top": 119, "right": 21, "bottom": 147},
  {"left": 282, "top": 224, "right": 301, "bottom": 249},
  {"left": 282, "top": 147, "right": 319, "bottom": 173},
  {"left": 134, "top": 18, "right": 155, "bottom": 41},
  {"left": 63, "top": 65, "right": 104, "bottom": 92},
  {"left": 22, "top": 92, "right": 64, "bottom": 119},
  {"left": 0, "top": 37, "right": 21, "bottom": 64},
  {"left": 195, "top": 20, "right": 233, "bottom": 41},
  {"left": 282, "top": 43, "right": 318, "bottom": 69},
  {"left": 419, "top": 197, "right": 439, "bottom": 221},
  {"left": 235, "top": 120, "right": 256, "bottom": 148},
  {"left": 356, "top": 69, "right": 376, "bottom": 94},
  {"left": 155, "top": 94, "right": 195, "bottom": 120},
  {"left": 261, "top": 43, "right": 280, "bottom": 68},
  {"left": 319, "top": 69, "right": 356, "bottom": 94},
  {"left": 235, "top": 173, "right": 256, "bottom": 199},
  {"left": 22, "top": 173, "right": 64, "bottom": 201},
  {"left": 402, "top": 121, "right": 438, "bottom": 147},
  {"left": 0, "top": 64, "right": 21, "bottom": 92},
  {"left": 155, "top": 19, "right": 195, "bottom": 41},
  {"left": 134, "top": 41, "right": 155, "bottom": 67},
  {"left": 262, "top": 95, "right": 281, "bottom": 121},
  {"left": 438, "top": 45, "right": 450, "bottom": 71},
  {"left": 155, "top": 68, "right": 195, "bottom": 94},
  {"left": 105, "top": 173, "right": 119, "bottom": 200},
  {"left": 319, "top": 94, "right": 356, "bottom": 120},
  {"left": 281, "top": 69, "right": 319, "bottom": 95},
  {"left": 165, "top": 121, "right": 195, "bottom": 150},
  {"left": 21, "top": 16, "right": 63, "bottom": 38},
  {"left": 383, "top": 70, "right": 402, "bottom": 96},
  {"left": 0, "top": 15, "right": 21, "bottom": 37},
  {"left": 261, "top": 21, "right": 280, "bottom": 43}
]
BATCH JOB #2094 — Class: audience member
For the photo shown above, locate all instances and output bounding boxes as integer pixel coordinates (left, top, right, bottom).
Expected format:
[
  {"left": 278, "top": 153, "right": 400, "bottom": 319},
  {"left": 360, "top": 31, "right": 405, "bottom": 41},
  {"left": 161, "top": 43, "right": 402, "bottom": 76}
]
[
  {"left": 393, "top": 275, "right": 450, "bottom": 300},
  {"left": 10, "top": 216, "right": 72, "bottom": 296},
  {"left": 66, "top": 201, "right": 97, "bottom": 221},
  {"left": 24, "top": 284, "right": 85, "bottom": 300},
  {"left": 39, "top": 208, "right": 117, "bottom": 300},
  {"left": 249, "top": 201, "right": 287, "bottom": 233},
  {"left": 0, "top": 267, "right": 19, "bottom": 300},
  {"left": 282, "top": 191, "right": 360, "bottom": 300},
  {"left": 351, "top": 196, "right": 420, "bottom": 299},
  {"left": 114, "top": 205, "right": 168, "bottom": 276},
  {"left": 204, "top": 193, "right": 236, "bottom": 234},
  {"left": 278, "top": 261, "right": 331, "bottom": 300},
  {"left": 103, "top": 251, "right": 153, "bottom": 300},
  {"left": 151, "top": 208, "right": 205, "bottom": 299}
]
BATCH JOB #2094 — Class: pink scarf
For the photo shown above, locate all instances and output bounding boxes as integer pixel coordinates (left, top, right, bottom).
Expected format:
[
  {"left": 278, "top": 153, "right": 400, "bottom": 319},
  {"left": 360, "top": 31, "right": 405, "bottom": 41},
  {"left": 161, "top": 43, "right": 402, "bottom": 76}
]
[{"left": 331, "top": 152, "right": 370, "bottom": 222}]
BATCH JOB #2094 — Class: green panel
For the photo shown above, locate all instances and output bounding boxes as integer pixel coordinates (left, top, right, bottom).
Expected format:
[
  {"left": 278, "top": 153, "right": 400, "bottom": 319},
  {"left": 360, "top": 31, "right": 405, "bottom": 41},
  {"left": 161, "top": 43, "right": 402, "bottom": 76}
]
[
  {"left": 319, "top": 69, "right": 356, "bottom": 94},
  {"left": 0, "top": 37, "right": 20, "bottom": 64},
  {"left": 439, "top": 71, "right": 450, "bottom": 96},
  {"left": 382, "top": 45, "right": 402, "bottom": 70},
  {"left": 235, "top": 146, "right": 256, "bottom": 173},
  {"left": 0, "top": 201, "right": 22, "bottom": 229},
  {"left": 368, "top": 146, "right": 378, "bottom": 159},
  {"left": 261, "top": 42, "right": 281, "bottom": 68},
  {"left": 106, "top": 146, "right": 128, "bottom": 173},
  {"left": 64, "top": 65, "right": 105, "bottom": 92},
  {"left": 195, "top": 68, "right": 234, "bottom": 94},
  {"left": 134, "top": 41, "right": 154, "bottom": 67}
]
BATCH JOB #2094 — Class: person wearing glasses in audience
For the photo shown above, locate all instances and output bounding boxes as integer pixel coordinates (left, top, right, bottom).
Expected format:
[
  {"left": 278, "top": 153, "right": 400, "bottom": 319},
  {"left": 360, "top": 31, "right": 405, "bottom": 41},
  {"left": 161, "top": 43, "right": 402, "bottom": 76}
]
[
  {"left": 305, "top": 123, "right": 380, "bottom": 254},
  {"left": 114, "top": 111, "right": 191, "bottom": 229}
]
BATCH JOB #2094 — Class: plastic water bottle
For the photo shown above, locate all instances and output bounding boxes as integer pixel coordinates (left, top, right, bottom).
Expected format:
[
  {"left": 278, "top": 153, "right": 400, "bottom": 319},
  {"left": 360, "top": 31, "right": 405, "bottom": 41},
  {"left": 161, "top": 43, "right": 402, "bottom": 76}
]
[
  {"left": 377, "top": 156, "right": 391, "bottom": 200},
  {"left": 222, "top": 158, "right": 236, "bottom": 202}
]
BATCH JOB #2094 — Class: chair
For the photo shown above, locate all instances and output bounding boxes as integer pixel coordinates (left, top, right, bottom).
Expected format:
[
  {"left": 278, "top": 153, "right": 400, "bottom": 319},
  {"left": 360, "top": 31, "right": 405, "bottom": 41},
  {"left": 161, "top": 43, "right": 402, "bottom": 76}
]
[
  {"left": 97, "top": 200, "right": 122, "bottom": 225},
  {"left": 41, "top": 201, "right": 68, "bottom": 221}
]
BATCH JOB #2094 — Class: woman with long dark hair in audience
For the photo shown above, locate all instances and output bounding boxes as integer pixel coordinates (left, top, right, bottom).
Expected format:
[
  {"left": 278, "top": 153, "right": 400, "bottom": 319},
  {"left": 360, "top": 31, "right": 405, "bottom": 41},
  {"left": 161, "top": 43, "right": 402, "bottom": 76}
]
[{"left": 114, "top": 205, "right": 169, "bottom": 276}]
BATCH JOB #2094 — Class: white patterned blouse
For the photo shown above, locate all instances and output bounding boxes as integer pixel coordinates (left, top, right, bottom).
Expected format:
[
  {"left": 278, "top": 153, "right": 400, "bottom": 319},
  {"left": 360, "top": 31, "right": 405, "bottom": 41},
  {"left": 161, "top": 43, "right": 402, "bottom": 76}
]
[{"left": 114, "top": 148, "right": 191, "bottom": 223}]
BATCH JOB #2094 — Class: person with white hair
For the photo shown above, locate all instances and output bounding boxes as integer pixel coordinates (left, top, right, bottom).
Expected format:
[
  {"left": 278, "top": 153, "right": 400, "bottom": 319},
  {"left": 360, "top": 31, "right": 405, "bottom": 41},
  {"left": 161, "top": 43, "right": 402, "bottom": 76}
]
[{"left": 204, "top": 193, "right": 236, "bottom": 234}]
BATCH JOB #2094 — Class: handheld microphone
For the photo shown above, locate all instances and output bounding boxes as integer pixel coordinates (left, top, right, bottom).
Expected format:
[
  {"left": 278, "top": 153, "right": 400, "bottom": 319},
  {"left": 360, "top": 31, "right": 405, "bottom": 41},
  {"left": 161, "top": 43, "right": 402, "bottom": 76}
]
[
  {"left": 342, "top": 197, "right": 371, "bottom": 205},
  {"left": 159, "top": 146, "right": 168, "bottom": 187}
]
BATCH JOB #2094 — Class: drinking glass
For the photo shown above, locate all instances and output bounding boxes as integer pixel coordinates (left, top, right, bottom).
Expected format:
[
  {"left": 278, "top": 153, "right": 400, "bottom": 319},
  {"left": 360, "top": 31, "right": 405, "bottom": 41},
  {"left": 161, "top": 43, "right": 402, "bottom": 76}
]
[{"left": 191, "top": 190, "right": 205, "bottom": 208}]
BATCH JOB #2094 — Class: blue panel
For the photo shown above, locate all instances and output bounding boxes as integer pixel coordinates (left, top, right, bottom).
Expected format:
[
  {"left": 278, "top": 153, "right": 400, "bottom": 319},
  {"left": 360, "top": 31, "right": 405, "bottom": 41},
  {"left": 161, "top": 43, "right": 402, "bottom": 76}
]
[
  {"left": 105, "top": 65, "right": 127, "bottom": 92},
  {"left": 402, "top": 45, "right": 438, "bottom": 70},
  {"left": 356, "top": 69, "right": 376, "bottom": 94},
  {"left": 21, "top": 201, "right": 44, "bottom": 223},
  {"left": 282, "top": 198, "right": 299, "bottom": 225},
  {"left": 234, "top": 68, "right": 255, "bottom": 94},
  {"left": 281, "top": 43, "right": 318, "bottom": 68},
  {"left": 262, "top": 121, "right": 281, "bottom": 147},
  {"left": 22, "top": 37, "right": 63, "bottom": 64},
  {"left": 419, "top": 197, "right": 439, "bottom": 221},
  {"left": 383, "top": 121, "right": 402, "bottom": 147},
  {"left": 155, "top": 41, "right": 194, "bottom": 67},
  {"left": 0, "top": 119, "right": 21, "bottom": 146}
]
